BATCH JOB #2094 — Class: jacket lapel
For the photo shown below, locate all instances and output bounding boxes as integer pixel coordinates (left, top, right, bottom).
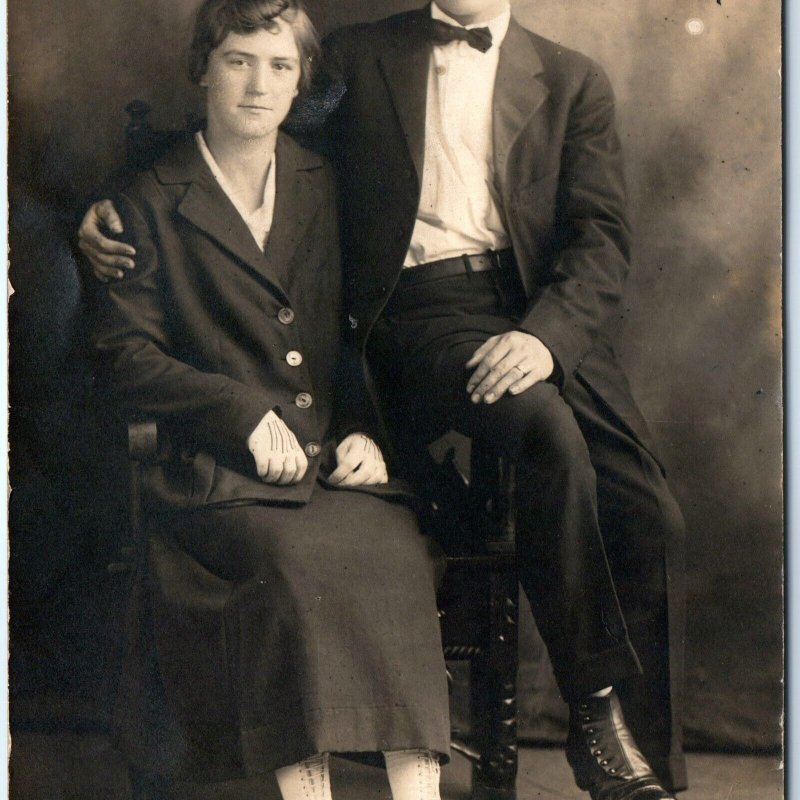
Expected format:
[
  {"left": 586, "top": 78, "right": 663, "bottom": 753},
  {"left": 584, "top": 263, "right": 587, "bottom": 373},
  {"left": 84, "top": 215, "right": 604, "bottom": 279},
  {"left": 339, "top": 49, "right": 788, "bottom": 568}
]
[
  {"left": 261, "top": 134, "right": 323, "bottom": 285},
  {"left": 166, "top": 141, "right": 270, "bottom": 277},
  {"left": 493, "top": 18, "right": 549, "bottom": 182},
  {"left": 159, "top": 135, "right": 322, "bottom": 298},
  {"left": 378, "top": 8, "right": 432, "bottom": 182}
]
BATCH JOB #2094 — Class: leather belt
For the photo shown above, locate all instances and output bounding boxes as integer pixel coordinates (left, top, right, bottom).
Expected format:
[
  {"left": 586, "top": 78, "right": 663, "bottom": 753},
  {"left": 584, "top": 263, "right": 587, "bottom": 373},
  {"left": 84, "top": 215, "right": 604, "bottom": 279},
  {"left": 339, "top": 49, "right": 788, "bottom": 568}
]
[{"left": 401, "top": 249, "right": 516, "bottom": 282}]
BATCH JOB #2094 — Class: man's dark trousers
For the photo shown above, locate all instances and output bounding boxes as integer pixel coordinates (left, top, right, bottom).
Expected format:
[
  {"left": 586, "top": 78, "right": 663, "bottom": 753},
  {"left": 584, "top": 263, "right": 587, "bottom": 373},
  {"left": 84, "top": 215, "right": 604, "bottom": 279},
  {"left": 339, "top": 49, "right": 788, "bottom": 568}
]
[{"left": 368, "top": 268, "right": 687, "bottom": 789}]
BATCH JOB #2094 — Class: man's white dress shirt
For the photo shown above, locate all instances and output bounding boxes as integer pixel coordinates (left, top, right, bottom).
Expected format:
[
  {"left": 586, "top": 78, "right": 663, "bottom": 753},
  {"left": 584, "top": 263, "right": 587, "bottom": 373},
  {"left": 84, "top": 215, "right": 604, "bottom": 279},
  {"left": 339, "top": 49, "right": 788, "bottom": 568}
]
[{"left": 404, "top": 2, "right": 512, "bottom": 268}]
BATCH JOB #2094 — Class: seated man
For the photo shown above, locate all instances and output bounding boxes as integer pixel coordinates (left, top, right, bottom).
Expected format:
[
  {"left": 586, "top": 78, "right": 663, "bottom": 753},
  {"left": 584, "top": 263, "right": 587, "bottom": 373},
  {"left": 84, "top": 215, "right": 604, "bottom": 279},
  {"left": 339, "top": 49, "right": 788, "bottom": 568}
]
[{"left": 81, "top": 1, "right": 687, "bottom": 797}]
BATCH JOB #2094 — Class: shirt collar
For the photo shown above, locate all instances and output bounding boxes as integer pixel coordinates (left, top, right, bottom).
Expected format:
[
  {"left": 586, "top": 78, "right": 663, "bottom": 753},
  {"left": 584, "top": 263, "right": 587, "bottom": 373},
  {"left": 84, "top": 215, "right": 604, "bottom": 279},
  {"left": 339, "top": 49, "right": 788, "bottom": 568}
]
[
  {"left": 430, "top": 2, "right": 512, "bottom": 48},
  {"left": 195, "top": 131, "right": 274, "bottom": 219}
]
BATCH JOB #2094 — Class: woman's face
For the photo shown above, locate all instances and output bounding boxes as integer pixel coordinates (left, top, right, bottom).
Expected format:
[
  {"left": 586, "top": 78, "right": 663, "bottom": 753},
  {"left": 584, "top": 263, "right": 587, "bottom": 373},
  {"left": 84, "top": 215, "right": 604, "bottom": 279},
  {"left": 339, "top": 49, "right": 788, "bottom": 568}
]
[{"left": 201, "top": 23, "right": 301, "bottom": 144}]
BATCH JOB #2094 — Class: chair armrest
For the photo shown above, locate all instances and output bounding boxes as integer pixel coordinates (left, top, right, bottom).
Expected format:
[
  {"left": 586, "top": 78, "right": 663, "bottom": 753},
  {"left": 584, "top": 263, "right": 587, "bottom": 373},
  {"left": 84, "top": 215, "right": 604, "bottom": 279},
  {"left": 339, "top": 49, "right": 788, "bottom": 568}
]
[
  {"left": 125, "top": 420, "right": 160, "bottom": 567},
  {"left": 107, "top": 421, "right": 159, "bottom": 575},
  {"left": 128, "top": 420, "right": 159, "bottom": 462},
  {"left": 410, "top": 442, "right": 517, "bottom": 555}
]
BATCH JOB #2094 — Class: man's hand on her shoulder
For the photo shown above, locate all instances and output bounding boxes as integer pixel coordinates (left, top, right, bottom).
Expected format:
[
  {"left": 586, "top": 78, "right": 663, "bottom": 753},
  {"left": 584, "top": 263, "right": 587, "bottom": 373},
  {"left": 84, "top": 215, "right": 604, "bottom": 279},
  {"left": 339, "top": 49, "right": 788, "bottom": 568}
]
[
  {"left": 465, "top": 331, "right": 554, "bottom": 404},
  {"left": 78, "top": 199, "right": 136, "bottom": 282}
]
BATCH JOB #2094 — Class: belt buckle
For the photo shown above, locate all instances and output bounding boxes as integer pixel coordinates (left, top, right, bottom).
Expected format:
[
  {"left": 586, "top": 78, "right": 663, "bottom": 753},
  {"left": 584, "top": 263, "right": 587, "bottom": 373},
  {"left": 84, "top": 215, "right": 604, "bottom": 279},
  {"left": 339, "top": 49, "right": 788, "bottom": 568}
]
[{"left": 489, "top": 250, "right": 502, "bottom": 271}]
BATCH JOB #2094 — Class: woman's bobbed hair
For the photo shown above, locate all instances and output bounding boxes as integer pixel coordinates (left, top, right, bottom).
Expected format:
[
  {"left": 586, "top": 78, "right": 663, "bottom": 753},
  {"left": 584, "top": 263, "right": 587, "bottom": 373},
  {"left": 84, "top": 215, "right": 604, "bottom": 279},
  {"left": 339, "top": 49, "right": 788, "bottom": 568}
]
[{"left": 188, "top": 0, "right": 320, "bottom": 93}]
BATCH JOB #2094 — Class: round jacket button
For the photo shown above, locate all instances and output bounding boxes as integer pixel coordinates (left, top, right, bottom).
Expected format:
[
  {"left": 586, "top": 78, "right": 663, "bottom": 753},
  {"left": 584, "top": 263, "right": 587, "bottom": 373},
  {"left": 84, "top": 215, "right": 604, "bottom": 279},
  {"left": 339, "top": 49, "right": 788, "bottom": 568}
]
[
  {"left": 295, "top": 392, "right": 313, "bottom": 409},
  {"left": 278, "top": 308, "right": 295, "bottom": 325},
  {"left": 286, "top": 350, "right": 303, "bottom": 367},
  {"left": 305, "top": 442, "right": 321, "bottom": 458}
]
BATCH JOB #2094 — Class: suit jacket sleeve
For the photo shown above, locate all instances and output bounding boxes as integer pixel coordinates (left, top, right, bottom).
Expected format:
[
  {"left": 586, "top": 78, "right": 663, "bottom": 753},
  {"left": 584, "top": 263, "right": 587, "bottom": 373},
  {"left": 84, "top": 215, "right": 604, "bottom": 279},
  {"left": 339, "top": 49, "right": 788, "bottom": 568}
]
[
  {"left": 332, "top": 335, "right": 385, "bottom": 445},
  {"left": 517, "top": 62, "right": 632, "bottom": 383},
  {"left": 93, "top": 186, "right": 277, "bottom": 454}
]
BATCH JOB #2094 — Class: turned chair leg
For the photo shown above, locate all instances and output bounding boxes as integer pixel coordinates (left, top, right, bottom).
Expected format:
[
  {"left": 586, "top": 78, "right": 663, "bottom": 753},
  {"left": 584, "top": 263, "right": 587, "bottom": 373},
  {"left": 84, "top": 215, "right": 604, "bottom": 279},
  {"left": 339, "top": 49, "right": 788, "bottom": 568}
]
[{"left": 469, "top": 568, "right": 519, "bottom": 800}]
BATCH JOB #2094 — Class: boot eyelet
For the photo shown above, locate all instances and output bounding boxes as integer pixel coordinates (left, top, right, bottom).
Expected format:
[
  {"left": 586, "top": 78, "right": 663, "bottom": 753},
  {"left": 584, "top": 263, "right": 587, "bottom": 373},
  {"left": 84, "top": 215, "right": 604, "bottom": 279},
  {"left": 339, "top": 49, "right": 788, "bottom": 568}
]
[
  {"left": 580, "top": 703, "right": 588, "bottom": 711},
  {"left": 587, "top": 728, "right": 595, "bottom": 735},
  {"left": 593, "top": 750, "right": 603, "bottom": 756},
  {"left": 600, "top": 760, "right": 609, "bottom": 766},
  {"left": 590, "top": 740, "right": 598, "bottom": 746},
  {"left": 583, "top": 716, "right": 591, "bottom": 722},
  {"left": 609, "top": 769, "right": 617, "bottom": 774}
]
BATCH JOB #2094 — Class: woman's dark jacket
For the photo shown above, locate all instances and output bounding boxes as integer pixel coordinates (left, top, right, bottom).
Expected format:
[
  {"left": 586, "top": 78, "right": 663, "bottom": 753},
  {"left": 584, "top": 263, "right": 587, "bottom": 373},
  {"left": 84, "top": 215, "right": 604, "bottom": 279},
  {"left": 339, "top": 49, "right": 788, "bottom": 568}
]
[{"left": 94, "top": 133, "right": 386, "bottom": 509}]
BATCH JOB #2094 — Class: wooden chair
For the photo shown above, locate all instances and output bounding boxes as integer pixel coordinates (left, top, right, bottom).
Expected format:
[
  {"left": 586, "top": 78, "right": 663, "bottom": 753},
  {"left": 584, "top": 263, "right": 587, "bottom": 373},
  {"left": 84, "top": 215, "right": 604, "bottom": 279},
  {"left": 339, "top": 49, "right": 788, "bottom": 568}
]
[
  {"left": 423, "top": 442, "right": 520, "bottom": 800},
  {"left": 113, "top": 103, "right": 521, "bottom": 800}
]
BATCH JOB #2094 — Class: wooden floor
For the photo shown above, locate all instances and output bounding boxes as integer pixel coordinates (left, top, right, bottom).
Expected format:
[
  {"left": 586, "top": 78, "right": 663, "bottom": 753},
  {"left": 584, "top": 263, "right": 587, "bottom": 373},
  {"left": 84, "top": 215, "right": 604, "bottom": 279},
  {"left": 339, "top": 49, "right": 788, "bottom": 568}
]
[{"left": 9, "top": 733, "right": 783, "bottom": 800}]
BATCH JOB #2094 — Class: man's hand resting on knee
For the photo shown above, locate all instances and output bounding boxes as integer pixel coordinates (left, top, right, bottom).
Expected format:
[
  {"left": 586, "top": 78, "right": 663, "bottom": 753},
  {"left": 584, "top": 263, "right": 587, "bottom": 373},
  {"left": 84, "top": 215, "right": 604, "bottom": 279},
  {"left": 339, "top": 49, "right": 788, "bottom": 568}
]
[
  {"left": 466, "top": 331, "right": 554, "bottom": 404},
  {"left": 78, "top": 200, "right": 135, "bottom": 282}
]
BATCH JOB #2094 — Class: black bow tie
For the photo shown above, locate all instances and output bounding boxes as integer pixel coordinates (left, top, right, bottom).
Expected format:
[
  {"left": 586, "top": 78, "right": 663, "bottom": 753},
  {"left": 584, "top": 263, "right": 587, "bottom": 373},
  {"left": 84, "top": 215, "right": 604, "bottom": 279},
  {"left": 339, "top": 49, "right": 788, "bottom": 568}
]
[{"left": 429, "top": 19, "right": 493, "bottom": 53}]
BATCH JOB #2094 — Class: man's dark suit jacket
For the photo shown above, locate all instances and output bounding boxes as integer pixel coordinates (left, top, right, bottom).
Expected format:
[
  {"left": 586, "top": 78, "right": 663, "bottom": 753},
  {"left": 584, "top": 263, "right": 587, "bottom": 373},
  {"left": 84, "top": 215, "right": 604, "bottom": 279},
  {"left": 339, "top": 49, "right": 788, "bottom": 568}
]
[{"left": 324, "top": 5, "right": 659, "bottom": 463}]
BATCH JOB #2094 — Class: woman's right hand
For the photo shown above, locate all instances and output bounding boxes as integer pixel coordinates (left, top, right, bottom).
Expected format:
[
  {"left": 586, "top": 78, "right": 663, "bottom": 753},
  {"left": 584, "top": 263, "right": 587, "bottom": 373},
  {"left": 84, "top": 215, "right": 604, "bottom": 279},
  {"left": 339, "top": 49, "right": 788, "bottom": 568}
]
[
  {"left": 247, "top": 411, "right": 309, "bottom": 485},
  {"left": 77, "top": 199, "right": 136, "bottom": 282}
]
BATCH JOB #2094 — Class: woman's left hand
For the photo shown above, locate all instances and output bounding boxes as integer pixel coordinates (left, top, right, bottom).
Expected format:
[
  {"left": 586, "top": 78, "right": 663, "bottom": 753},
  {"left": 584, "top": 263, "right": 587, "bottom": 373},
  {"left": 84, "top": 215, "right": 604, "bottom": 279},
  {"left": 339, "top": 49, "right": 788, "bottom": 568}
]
[{"left": 328, "top": 434, "right": 389, "bottom": 486}]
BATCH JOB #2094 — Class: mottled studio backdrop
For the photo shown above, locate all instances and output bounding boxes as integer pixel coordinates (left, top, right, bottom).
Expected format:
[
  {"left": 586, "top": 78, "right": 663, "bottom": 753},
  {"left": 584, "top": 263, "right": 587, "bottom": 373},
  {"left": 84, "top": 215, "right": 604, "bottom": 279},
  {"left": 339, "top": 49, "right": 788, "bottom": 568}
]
[{"left": 9, "top": 0, "right": 781, "bottom": 753}]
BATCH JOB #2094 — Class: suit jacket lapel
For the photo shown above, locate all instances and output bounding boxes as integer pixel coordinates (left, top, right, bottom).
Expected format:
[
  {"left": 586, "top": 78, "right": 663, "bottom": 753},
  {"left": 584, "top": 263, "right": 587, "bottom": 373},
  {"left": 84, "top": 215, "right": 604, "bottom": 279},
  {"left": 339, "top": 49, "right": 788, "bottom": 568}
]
[
  {"left": 378, "top": 8, "right": 432, "bottom": 182},
  {"left": 169, "top": 141, "right": 271, "bottom": 278},
  {"left": 161, "top": 135, "right": 322, "bottom": 299},
  {"left": 493, "top": 18, "right": 549, "bottom": 182},
  {"left": 261, "top": 134, "right": 323, "bottom": 287}
]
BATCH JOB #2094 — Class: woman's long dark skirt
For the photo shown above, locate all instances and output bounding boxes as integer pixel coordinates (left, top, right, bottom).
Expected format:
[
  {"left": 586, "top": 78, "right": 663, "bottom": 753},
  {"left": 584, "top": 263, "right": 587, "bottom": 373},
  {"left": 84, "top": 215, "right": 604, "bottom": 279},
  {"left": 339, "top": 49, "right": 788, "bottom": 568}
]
[{"left": 113, "top": 484, "right": 451, "bottom": 782}]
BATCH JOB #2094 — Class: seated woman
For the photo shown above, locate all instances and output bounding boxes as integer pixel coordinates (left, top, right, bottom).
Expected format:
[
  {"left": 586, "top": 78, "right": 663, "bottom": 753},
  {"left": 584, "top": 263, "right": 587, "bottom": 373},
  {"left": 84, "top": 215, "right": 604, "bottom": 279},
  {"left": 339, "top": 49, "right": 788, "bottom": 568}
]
[{"left": 93, "top": 1, "right": 450, "bottom": 797}]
